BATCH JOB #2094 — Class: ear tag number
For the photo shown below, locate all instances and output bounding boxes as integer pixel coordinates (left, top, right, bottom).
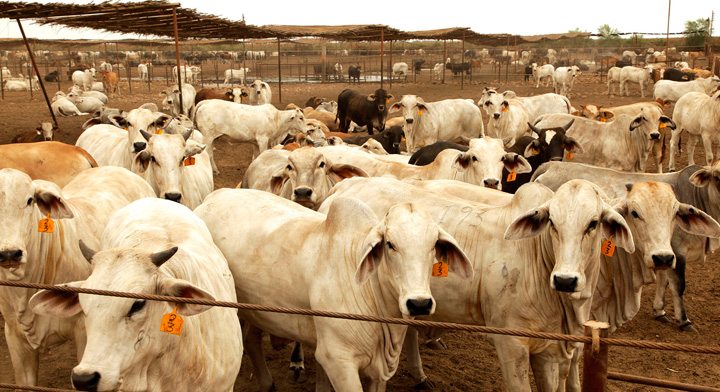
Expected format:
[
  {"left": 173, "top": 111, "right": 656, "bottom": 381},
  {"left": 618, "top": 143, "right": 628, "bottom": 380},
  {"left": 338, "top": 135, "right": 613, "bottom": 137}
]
[
  {"left": 38, "top": 213, "right": 54, "bottom": 233},
  {"left": 506, "top": 170, "right": 517, "bottom": 182},
  {"left": 183, "top": 156, "right": 196, "bottom": 166},
  {"left": 160, "top": 307, "right": 184, "bottom": 335},
  {"left": 601, "top": 238, "right": 616, "bottom": 257},
  {"left": 565, "top": 151, "right": 574, "bottom": 160},
  {"left": 432, "top": 261, "right": 448, "bottom": 277},
  {"left": 659, "top": 122, "right": 667, "bottom": 129},
  {"left": 155, "top": 128, "right": 164, "bottom": 135}
]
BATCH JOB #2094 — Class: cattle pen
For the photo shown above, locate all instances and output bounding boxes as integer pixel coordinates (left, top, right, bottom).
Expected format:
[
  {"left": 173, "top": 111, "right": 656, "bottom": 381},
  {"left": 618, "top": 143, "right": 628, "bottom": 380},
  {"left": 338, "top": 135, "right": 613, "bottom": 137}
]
[{"left": 0, "top": 279, "right": 718, "bottom": 392}]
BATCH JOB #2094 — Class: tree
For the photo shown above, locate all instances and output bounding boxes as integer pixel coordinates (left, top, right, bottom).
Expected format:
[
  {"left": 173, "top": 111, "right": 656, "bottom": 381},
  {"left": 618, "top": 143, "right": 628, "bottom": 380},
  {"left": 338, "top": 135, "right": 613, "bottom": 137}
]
[
  {"left": 597, "top": 24, "right": 619, "bottom": 39},
  {"left": 684, "top": 18, "right": 710, "bottom": 47}
]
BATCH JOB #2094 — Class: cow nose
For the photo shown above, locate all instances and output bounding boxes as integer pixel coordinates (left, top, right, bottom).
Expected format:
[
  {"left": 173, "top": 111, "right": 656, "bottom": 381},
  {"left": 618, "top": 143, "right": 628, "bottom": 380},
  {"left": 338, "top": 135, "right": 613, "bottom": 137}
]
[
  {"left": 405, "top": 118, "right": 414, "bottom": 124},
  {"left": 483, "top": 179, "right": 500, "bottom": 189},
  {"left": 0, "top": 249, "right": 23, "bottom": 263},
  {"left": 71, "top": 371, "right": 100, "bottom": 391},
  {"left": 378, "top": 105, "right": 385, "bottom": 111},
  {"left": 493, "top": 113, "right": 501, "bottom": 119},
  {"left": 553, "top": 275, "right": 578, "bottom": 292},
  {"left": 652, "top": 254, "right": 675, "bottom": 269},
  {"left": 164, "top": 192, "right": 182, "bottom": 203},
  {"left": 132, "top": 142, "right": 146, "bottom": 152},
  {"left": 293, "top": 187, "right": 313, "bottom": 199},
  {"left": 650, "top": 133, "right": 661, "bottom": 140},
  {"left": 406, "top": 298, "right": 434, "bottom": 316}
]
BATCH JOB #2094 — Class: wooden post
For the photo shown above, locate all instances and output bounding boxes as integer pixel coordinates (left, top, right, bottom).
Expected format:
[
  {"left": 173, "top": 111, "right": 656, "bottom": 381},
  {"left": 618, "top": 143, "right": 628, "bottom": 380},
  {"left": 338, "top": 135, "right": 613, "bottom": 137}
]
[
  {"left": 171, "top": 6, "right": 184, "bottom": 115},
  {"left": 582, "top": 321, "right": 609, "bottom": 392},
  {"left": 277, "top": 37, "right": 282, "bottom": 104},
  {"left": 56, "top": 62, "right": 61, "bottom": 92},
  {"left": 147, "top": 62, "right": 152, "bottom": 92},
  {"left": 126, "top": 59, "right": 132, "bottom": 94},
  {"left": 442, "top": 40, "right": 447, "bottom": 84},
  {"left": 164, "top": 64, "right": 169, "bottom": 86},
  {"left": 389, "top": 40, "right": 393, "bottom": 89},
  {"left": 16, "top": 18, "right": 57, "bottom": 128},
  {"left": 461, "top": 31, "right": 465, "bottom": 90},
  {"left": 0, "top": 62, "right": 4, "bottom": 100},
  {"left": 321, "top": 41, "right": 327, "bottom": 83},
  {"left": 304, "top": 57, "right": 308, "bottom": 82},
  {"left": 380, "top": 27, "right": 385, "bottom": 89},
  {"left": 214, "top": 59, "right": 219, "bottom": 88}
]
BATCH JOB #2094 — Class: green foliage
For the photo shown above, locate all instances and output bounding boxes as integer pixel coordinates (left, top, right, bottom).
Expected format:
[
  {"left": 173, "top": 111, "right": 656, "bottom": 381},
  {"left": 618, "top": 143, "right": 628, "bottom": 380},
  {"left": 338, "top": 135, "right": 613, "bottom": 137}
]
[{"left": 684, "top": 18, "right": 710, "bottom": 47}]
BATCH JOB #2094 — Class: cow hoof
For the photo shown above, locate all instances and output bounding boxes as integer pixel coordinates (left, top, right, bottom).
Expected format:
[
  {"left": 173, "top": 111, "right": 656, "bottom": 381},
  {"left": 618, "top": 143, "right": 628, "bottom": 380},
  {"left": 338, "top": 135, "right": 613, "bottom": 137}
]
[
  {"left": 654, "top": 314, "right": 672, "bottom": 324},
  {"left": 414, "top": 378, "right": 435, "bottom": 390},
  {"left": 425, "top": 338, "right": 448, "bottom": 350},
  {"left": 290, "top": 364, "right": 305, "bottom": 382},
  {"left": 679, "top": 321, "right": 698, "bottom": 333}
]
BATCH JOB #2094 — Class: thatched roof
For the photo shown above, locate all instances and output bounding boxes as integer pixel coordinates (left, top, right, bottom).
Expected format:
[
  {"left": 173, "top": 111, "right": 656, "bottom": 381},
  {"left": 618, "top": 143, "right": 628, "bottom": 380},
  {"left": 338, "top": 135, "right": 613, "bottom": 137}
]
[
  {"left": 519, "top": 31, "right": 592, "bottom": 43},
  {"left": 261, "top": 25, "right": 406, "bottom": 41}
]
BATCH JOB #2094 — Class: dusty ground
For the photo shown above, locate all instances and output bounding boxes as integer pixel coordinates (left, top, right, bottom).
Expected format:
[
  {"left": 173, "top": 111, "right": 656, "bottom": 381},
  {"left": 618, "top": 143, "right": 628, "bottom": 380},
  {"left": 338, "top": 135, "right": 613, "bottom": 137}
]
[{"left": 0, "top": 71, "right": 718, "bottom": 391}]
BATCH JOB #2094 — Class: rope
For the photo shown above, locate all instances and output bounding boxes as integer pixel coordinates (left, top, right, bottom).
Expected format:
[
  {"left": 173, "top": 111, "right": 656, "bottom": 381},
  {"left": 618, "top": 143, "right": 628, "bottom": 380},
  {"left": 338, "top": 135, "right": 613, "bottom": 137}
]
[
  {"left": 3, "top": 279, "right": 720, "bottom": 355},
  {"left": 608, "top": 372, "right": 720, "bottom": 392},
  {"left": 0, "top": 384, "right": 74, "bottom": 392}
]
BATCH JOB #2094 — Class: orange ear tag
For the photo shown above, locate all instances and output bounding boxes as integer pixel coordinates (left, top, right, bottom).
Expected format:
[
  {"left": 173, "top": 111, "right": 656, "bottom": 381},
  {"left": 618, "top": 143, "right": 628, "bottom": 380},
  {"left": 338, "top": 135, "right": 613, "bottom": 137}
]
[
  {"left": 183, "top": 156, "right": 195, "bottom": 166},
  {"left": 386, "top": 98, "right": 391, "bottom": 105},
  {"left": 160, "top": 307, "right": 184, "bottom": 335},
  {"left": 418, "top": 109, "right": 423, "bottom": 117},
  {"left": 501, "top": 107, "right": 509, "bottom": 113},
  {"left": 37, "top": 213, "right": 54, "bottom": 233},
  {"left": 123, "top": 127, "right": 128, "bottom": 131},
  {"left": 601, "top": 238, "right": 616, "bottom": 257},
  {"left": 155, "top": 129, "right": 164, "bottom": 135},
  {"left": 565, "top": 151, "right": 574, "bottom": 160},
  {"left": 506, "top": 170, "right": 517, "bottom": 182},
  {"left": 432, "top": 261, "right": 448, "bottom": 277},
  {"left": 599, "top": 118, "right": 608, "bottom": 123},
  {"left": 659, "top": 122, "right": 667, "bottom": 129}
]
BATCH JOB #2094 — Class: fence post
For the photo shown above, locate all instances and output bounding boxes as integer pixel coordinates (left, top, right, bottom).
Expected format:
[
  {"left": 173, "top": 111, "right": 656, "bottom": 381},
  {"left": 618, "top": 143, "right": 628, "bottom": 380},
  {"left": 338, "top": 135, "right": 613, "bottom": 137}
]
[
  {"left": 126, "top": 61, "right": 132, "bottom": 95},
  {"left": 214, "top": 59, "right": 219, "bottom": 88},
  {"left": 582, "top": 320, "right": 609, "bottom": 392}
]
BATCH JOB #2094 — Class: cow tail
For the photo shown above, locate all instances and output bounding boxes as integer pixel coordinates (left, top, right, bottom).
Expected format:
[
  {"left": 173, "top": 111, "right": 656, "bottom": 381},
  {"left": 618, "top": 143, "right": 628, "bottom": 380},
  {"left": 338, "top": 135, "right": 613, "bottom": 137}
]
[
  {"left": 659, "top": 132, "right": 666, "bottom": 165},
  {"left": 562, "top": 96, "right": 571, "bottom": 113}
]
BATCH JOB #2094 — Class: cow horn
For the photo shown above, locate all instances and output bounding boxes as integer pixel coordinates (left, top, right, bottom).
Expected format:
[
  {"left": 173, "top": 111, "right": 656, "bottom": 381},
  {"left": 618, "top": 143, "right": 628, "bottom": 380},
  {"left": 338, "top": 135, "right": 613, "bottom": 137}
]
[
  {"left": 140, "top": 129, "right": 153, "bottom": 141},
  {"left": 562, "top": 119, "right": 575, "bottom": 131},
  {"left": 78, "top": 240, "right": 96, "bottom": 263},
  {"left": 527, "top": 122, "right": 541, "bottom": 136},
  {"left": 150, "top": 246, "right": 179, "bottom": 267},
  {"left": 181, "top": 129, "right": 193, "bottom": 141}
]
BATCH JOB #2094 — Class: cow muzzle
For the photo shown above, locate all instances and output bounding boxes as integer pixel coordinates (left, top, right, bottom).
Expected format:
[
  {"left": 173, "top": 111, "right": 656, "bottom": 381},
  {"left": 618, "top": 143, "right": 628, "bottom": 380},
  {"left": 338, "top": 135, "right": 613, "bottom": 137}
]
[
  {"left": 0, "top": 249, "right": 23, "bottom": 269},
  {"left": 132, "top": 141, "right": 147, "bottom": 153},
  {"left": 405, "top": 118, "right": 414, "bottom": 124},
  {"left": 71, "top": 370, "right": 101, "bottom": 391},
  {"left": 651, "top": 253, "right": 675, "bottom": 270},
  {"left": 164, "top": 192, "right": 182, "bottom": 203},
  {"left": 292, "top": 187, "right": 314, "bottom": 205},
  {"left": 552, "top": 273, "right": 579, "bottom": 292},
  {"left": 493, "top": 113, "right": 501, "bottom": 119},
  {"left": 405, "top": 297, "right": 435, "bottom": 316},
  {"left": 650, "top": 132, "right": 661, "bottom": 140},
  {"left": 483, "top": 178, "right": 500, "bottom": 189}
]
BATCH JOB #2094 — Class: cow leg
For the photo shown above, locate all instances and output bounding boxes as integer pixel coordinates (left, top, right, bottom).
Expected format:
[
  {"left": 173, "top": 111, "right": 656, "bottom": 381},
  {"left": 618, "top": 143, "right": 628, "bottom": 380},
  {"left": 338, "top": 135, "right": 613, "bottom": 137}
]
[
  {"left": 204, "top": 136, "right": 220, "bottom": 174},
  {"left": 686, "top": 134, "right": 699, "bottom": 166},
  {"left": 668, "top": 128, "right": 682, "bottom": 171},
  {"left": 653, "top": 269, "right": 671, "bottom": 323},
  {"left": 4, "top": 323, "right": 39, "bottom": 386},
  {"left": 529, "top": 352, "right": 559, "bottom": 392},
  {"left": 289, "top": 341, "right": 305, "bottom": 380},
  {"left": 565, "top": 349, "right": 582, "bottom": 392},
  {"left": 667, "top": 258, "right": 695, "bottom": 332},
  {"left": 315, "top": 365, "right": 333, "bottom": 392},
  {"left": 314, "top": 343, "right": 364, "bottom": 391},
  {"left": 701, "top": 132, "right": 714, "bottom": 166},
  {"left": 492, "top": 336, "right": 532, "bottom": 392},
  {"left": 243, "top": 324, "right": 275, "bottom": 392},
  {"left": 402, "top": 328, "right": 433, "bottom": 389},
  {"left": 652, "top": 138, "right": 664, "bottom": 173}
]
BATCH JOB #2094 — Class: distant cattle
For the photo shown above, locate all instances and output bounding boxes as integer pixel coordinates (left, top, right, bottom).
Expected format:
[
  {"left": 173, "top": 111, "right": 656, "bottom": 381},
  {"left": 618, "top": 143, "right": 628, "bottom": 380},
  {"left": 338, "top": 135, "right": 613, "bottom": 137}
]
[{"left": 348, "top": 65, "right": 361, "bottom": 83}]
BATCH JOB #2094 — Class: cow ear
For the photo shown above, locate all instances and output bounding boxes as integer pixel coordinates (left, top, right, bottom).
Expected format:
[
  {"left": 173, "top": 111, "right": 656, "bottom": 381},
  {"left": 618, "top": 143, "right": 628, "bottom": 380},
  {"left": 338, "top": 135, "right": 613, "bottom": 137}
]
[
  {"left": 676, "top": 203, "right": 720, "bottom": 238},
  {"left": 417, "top": 103, "right": 429, "bottom": 113},
  {"left": 502, "top": 153, "right": 532, "bottom": 174},
  {"left": 355, "top": 225, "right": 385, "bottom": 284},
  {"left": 159, "top": 277, "right": 215, "bottom": 316},
  {"left": 505, "top": 204, "right": 550, "bottom": 240},
  {"left": 133, "top": 150, "right": 152, "bottom": 173},
  {"left": 386, "top": 94, "right": 393, "bottom": 100},
  {"left": 389, "top": 103, "right": 402, "bottom": 113},
  {"left": 29, "top": 281, "right": 85, "bottom": 318},
  {"left": 601, "top": 205, "right": 635, "bottom": 252},
  {"left": 367, "top": 94, "right": 376, "bottom": 101},
  {"left": 328, "top": 163, "right": 368, "bottom": 184},
  {"left": 659, "top": 116, "right": 676, "bottom": 130},
  {"left": 453, "top": 152, "right": 472, "bottom": 169},
  {"left": 629, "top": 116, "right": 644, "bottom": 131},
  {"left": 184, "top": 141, "right": 205, "bottom": 157},
  {"left": 689, "top": 168, "right": 713, "bottom": 187},
  {"left": 502, "top": 90, "right": 517, "bottom": 99},
  {"left": 33, "top": 180, "right": 73, "bottom": 219},
  {"left": 524, "top": 140, "right": 542, "bottom": 157},
  {"left": 564, "top": 137, "right": 584, "bottom": 153},
  {"left": 270, "top": 166, "right": 289, "bottom": 195},
  {"left": 436, "top": 227, "right": 473, "bottom": 279}
]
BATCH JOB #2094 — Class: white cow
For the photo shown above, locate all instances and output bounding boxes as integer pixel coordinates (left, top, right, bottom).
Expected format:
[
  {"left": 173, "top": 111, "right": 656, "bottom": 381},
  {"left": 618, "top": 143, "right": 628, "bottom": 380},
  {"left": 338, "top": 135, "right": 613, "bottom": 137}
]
[
  {"left": 622, "top": 50, "right": 637, "bottom": 63},
  {"left": 606, "top": 66, "right": 622, "bottom": 95},
  {"left": 223, "top": 68, "right": 250, "bottom": 84},
  {"left": 172, "top": 65, "right": 194, "bottom": 84},
  {"left": 247, "top": 79, "right": 272, "bottom": 105},
  {"left": 194, "top": 100, "right": 305, "bottom": 173},
  {"left": 160, "top": 84, "right": 196, "bottom": 117},
  {"left": 322, "top": 177, "right": 634, "bottom": 391},
  {"left": 553, "top": 65, "right": 580, "bottom": 96},
  {"left": 480, "top": 93, "right": 532, "bottom": 145},
  {"left": 431, "top": 63, "right": 444, "bottom": 81},
  {"left": 132, "top": 130, "right": 213, "bottom": 210},
  {"left": 51, "top": 95, "right": 87, "bottom": 117},
  {"left": 195, "top": 189, "right": 472, "bottom": 391},
  {"left": 479, "top": 88, "right": 571, "bottom": 122},
  {"left": 242, "top": 147, "right": 367, "bottom": 210},
  {"left": 66, "top": 92, "right": 104, "bottom": 114},
  {"left": 30, "top": 198, "right": 242, "bottom": 392},
  {"left": 69, "top": 86, "right": 108, "bottom": 104},
  {"left": 619, "top": 65, "right": 654, "bottom": 97},
  {"left": 669, "top": 91, "right": 720, "bottom": 170},
  {"left": 0, "top": 166, "right": 154, "bottom": 386},
  {"left": 389, "top": 95, "right": 484, "bottom": 153},
  {"left": 90, "top": 81, "right": 104, "bottom": 92},
  {"left": 653, "top": 76, "right": 720, "bottom": 104},
  {"left": 392, "top": 62, "right": 409, "bottom": 81},
  {"left": 137, "top": 63, "right": 148, "bottom": 81},
  {"left": 2, "top": 78, "right": 37, "bottom": 91},
  {"left": 98, "top": 62, "right": 112, "bottom": 73},
  {"left": 71, "top": 68, "right": 95, "bottom": 91},
  {"left": 333, "top": 62, "right": 343, "bottom": 81},
  {"left": 532, "top": 63, "right": 555, "bottom": 88}
]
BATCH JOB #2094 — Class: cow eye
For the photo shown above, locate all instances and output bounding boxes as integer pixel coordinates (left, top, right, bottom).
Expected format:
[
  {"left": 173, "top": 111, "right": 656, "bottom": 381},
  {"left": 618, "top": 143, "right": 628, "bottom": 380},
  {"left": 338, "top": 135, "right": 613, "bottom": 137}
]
[
  {"left": 127, "top": 299, "right": 146, "bottom": 317},
  {"left": 484, "top": 101, "right": 491, "bottom": 106},
  {"left": 631, "top": 210, "right": 640, "bottom": 219},
  {"left": 286, "top": 165, "right": 293, "bottom": 171},
  {"left": 471, "top": 156, "right": 478, "bottom": 162},
  {"left": 587, "top": 220, "right": 598, "bottom": 232},
  {"left": 150, "top": 156, "right": 157, "bottom": 163},
  {"left": 26, "top": 197, "right": 33, "bottom": 206},
  {"left": 386, "top": 241, "right": 396, "bottom": 251},
  {"left": 319, "top": 161, "right": 326, "bottom": 168}
]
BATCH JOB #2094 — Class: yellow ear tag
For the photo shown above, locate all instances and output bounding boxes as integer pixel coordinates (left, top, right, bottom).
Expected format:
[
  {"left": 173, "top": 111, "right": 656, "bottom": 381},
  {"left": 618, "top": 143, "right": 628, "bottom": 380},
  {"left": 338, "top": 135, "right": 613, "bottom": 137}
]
[
  {"left": 565, "top": 151, "right": 574, "bottom": 160},
  {"left": 432, "top": 261, "right": 448, "bottom": 277},
  {"left": 37, "top": 213, "right": 54, "bottom": 233},
  {"left": 183, "top": 156, "right": 196, "bottom": 166},
  {"left": 506, "top": 170, "right": 517, "bottom": 182},
  {"left": 659, "top": 122, "right": 667, "bottom": 129},
  {"left": 155, "top": 129, "right": 164, "bottom": 135},
  {"left": 160, "top": 307, "right": 184, "bottom": 335},
  {"left": 501, "top": 107, "right": 509, "bottom": 113},
  {"left": 386, "top": 98, "right": 390, "bottom": 105},
  {"left": 418, "top": 109, "right": 423, "bottom": 116},
  {"left": 601, "top": 237, "right": 616, "bottom": 257},
  {"left": 599, "top": 118, "right": 608, "bottom": 123}
]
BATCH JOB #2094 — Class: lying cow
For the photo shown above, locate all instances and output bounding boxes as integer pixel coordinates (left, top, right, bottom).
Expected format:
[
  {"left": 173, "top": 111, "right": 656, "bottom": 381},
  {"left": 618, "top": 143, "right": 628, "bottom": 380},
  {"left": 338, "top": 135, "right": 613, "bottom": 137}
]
[
  {"left": 12, "top": 122, "right": 56, "bottom": 143},
  {"left": 342, "top": 125, "right": 405, "bottom": 154}
]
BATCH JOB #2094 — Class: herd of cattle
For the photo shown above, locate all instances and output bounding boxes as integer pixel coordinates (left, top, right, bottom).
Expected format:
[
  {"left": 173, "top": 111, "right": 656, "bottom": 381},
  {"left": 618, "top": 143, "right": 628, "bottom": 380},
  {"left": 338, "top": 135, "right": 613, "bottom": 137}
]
[{"left": 1, "top": 57, "right": 720, "bottom": 391}]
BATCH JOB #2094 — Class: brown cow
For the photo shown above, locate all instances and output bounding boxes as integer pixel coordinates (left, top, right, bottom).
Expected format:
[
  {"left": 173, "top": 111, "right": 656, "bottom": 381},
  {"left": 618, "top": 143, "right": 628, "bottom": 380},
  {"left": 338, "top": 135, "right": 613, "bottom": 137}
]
[
  {"left": 0, "top": 142, "right": 97, "bottom": 187},
  {"left": 195, "top": 87, "right": 247, "bottom": 105},
  {"left": 12, "top": 122, "right": 57, "bottom": 143},
  {"left": 101, "top": 71, "right": 119, "bottom": 96}
]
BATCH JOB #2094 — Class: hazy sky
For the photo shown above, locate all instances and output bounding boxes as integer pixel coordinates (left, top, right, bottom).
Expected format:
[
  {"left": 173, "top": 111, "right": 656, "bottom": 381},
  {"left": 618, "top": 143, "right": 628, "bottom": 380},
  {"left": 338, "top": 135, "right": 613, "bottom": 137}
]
[{"left": 0, "top": 0, "right": 717, "bottom": 40}]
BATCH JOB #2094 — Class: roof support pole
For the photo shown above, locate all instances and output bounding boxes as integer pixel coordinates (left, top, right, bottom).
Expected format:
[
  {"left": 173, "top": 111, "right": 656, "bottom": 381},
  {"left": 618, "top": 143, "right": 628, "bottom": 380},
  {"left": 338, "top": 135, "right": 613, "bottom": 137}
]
[
  {"left": 665, "top": 0, "right": 671, "bottom": 65},
  {"left": 461, "top": 31, "right": 465, "bottom": 90},
  {"left": 442, "top": 39, "right": 446, "bottom": 85},
  {"left": 277, "top": 37, "right": 282, "bottom": 103},
  {"left": 388, "top": 39, "right": 393, "bottom": 89},
  {"left": 172, "top": 6, "right": 184, "bottom": 115},
  {"left": 16, "top": 18, "right": 57, "bottom": 128},
  {"left": 380, "top": 26, "right": 384, "bottom": 89}
]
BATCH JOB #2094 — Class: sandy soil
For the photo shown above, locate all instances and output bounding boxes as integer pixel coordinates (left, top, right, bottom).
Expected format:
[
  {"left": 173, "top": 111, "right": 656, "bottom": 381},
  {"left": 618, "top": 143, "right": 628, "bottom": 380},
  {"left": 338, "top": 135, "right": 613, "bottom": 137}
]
[{"left": 0, "top": 71, "right": 718, "bottom": 391}]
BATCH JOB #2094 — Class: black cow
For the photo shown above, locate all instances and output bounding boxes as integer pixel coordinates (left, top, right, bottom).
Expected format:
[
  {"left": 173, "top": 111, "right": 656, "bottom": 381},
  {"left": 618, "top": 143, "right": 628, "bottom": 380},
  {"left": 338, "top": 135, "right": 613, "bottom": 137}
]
[
  {"left": 44, "top": 70, "right": 60, "bottom": 82},
  {"left": 501, "top": 120, "right": 579, "bottom": 193},
  {"left": 408, "top": 141, "right": 468, "bottom": 166},
  {"left": 348, "top": 65, "right": 361, "bottom": 83},
  {"left": 342, "top": 125, "right": 405, "bottom": 154},
  {"left": 445, "top": 62, "right": 471, "bottom": 76},
  {"left": 523, "top": 65, "right": 533, "bottom": 82},
  {"left": 663, "top": 68, "right": 696, "bottom": 82},
  {"left": 336, "top": 88, "right": 392, "bottom": 136},
  {"left": 413, "top": 59, "right": 425, "bottom": 73},
  {"left": 615, "top": 59, "right": 632, "bottom": 68}
]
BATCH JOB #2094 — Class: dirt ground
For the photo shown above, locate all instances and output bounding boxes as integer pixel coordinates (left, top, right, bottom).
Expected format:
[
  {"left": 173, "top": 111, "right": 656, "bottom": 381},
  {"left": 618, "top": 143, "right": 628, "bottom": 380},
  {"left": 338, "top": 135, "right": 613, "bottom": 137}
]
[{"left": 0, "top": 72, "right": 718, "bottom": 391}]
